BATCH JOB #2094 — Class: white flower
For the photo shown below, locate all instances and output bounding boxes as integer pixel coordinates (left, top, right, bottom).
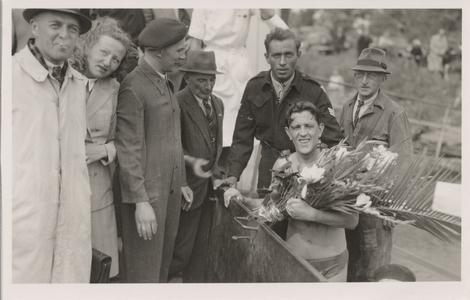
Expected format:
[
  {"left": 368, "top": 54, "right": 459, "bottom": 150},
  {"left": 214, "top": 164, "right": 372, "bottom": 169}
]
[
  {"left": 335, "top": 147, "right": 350, "bottom": 160},
  {"left": 355, "top": 193, "right": 371, "bottom": 208},
  {"left": 300, "top": 164, "right": 325, "bottom": 183}
]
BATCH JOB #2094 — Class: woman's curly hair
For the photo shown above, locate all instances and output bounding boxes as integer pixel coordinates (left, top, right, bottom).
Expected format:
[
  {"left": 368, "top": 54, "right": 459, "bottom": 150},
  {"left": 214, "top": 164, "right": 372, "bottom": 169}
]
[{"left": 69, "top": 17, "right": 138, "bottom": 79}]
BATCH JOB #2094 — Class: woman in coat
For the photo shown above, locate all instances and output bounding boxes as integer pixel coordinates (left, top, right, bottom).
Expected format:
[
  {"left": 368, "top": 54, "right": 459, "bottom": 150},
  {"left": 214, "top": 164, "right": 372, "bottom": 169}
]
[{"left": 70, "top": 17, "right": 137, "bottom": 278}]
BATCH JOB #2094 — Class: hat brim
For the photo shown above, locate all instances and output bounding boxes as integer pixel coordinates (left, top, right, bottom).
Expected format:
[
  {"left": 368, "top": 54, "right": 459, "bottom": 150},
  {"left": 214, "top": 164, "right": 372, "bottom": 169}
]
[
  {"left": 349, "top": 65, "right": 391, "bottom": 74},
  {"left": 23, "top": 9, "right": 92, "bottom": 34},
  {"left": 179, "top": 67, "right": 223, "bottom": 75}
]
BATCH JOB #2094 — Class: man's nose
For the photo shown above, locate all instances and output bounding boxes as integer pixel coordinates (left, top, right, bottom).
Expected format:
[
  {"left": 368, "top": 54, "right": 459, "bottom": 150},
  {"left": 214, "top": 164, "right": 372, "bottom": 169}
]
[
  {"left": 203, "top": 81, "right": 211, "bottom": 90},
  {"left": 58, "top": 26, "right": 68, "bottom": 38},
  {"left": 180, "top": 52, "right": 186, "bottom": 60},
  {"left": 361, "top": 75, "right": 369, "bottom": 84},
  {"left": 279, "top": 54, "right": 287, "bottom": 65},
  {"left": 299, "top": 126, "right": 307, "bottom": 135}
]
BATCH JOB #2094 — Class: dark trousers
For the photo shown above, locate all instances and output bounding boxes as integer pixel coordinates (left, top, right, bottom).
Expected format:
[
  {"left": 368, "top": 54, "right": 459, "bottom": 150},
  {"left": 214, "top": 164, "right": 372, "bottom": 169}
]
[
  {"left": 346, "top": 215, "right": 393, "bottom": 282},
  {"left": 121, "top": 190, "right": 181, "bottom": 283},
  {"left": 169, "top": 196, "right": 214, "bottom": 282}
]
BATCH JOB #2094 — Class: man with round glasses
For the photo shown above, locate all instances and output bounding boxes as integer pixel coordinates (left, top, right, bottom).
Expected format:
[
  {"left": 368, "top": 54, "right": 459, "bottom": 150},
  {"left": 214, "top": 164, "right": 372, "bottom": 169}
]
[{"left": 339, "top": 48, "right": 413, "bottom": 282}]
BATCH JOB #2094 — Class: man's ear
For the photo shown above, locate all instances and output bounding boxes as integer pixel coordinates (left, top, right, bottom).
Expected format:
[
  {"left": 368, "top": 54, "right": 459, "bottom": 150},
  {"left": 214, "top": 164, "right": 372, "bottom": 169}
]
[
  {"left": 381, "top": 74, "right": 387, "bottom": 83},
  {"left": 30, "top": 19, "right": 39, "bottom": 38},
  {"left": 264, "top": 52, "right": 269, "bottom": 64},
  {"left": 297, "top": 50, "right": 302, "bottom": 58},
  {"left": 319, "top": 123, "right": 325, "bottom": 137},
  {"left": 284, "top": 126, "right": 292, "bottom": 140}
]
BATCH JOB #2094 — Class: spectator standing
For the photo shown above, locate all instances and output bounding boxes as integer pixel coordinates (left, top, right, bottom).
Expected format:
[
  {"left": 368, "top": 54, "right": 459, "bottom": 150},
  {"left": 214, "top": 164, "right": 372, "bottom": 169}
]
[
  {"left": 169, "top": 50, "right": 224, "bottom": 283},
  {"left": 339, "top": 48, "right": 413, "bottom": 282},
  {"left": 427, "top": 28, "right": 448, "bottom": 77},
  {"left": 12, "top": 9, "right": 92, "bottom": 283},
  {"left": 114, "top": 18, "right": 193, "bottom": 283},
  {"left": 69, "top": 17, "right": 137, "bottom": 280}
]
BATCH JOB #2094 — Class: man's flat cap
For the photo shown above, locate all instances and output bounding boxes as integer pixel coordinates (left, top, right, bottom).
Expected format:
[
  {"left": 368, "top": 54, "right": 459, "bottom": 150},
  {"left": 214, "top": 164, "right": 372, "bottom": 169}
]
[{"left": 138, "top": 18, "right": 187, "bottom": 49}]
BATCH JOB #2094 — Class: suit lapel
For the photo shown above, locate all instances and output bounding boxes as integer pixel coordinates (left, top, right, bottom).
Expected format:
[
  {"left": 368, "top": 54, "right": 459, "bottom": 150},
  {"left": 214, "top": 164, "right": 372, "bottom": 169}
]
[
  {"left": 183, "top": 88, "right": 212, "bottom": 149},
  {"left": 86, "top": 78, "right": 113, "bottom": 122}
]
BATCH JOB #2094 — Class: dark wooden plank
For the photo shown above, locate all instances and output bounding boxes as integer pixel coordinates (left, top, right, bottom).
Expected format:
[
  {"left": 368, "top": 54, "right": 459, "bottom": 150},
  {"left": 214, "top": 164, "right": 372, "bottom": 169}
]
[{"left": 205, "top": 189, "right": 325, "bottom": 282}]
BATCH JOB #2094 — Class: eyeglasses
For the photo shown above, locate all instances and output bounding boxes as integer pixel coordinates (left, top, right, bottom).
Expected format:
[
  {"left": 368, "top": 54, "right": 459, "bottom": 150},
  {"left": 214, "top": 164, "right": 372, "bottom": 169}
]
[{"left": 354, "top": 71, "right": 381, "bottom": 80}]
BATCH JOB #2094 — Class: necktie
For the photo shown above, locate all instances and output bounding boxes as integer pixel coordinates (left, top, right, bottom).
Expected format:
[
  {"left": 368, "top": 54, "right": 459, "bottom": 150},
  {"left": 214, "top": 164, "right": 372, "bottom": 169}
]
[
  {"left": 353, "top": 99, "right": 364, "bottom": 128},
  {"left": 277, "top": 82, "right": 285, "bottom": 102},
  {"left": 52, "top": 66, "right": 64, "bottom": 88},
  {"left": 85, "top": 81, "right": 91, "bottom": 102},
  {"left": 203, "top": 99, "right": 215, "bottom": 126}
]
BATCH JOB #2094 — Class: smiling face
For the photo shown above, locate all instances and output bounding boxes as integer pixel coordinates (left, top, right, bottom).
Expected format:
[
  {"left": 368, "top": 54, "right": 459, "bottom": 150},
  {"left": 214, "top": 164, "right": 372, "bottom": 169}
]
[
  {"left": 31, "top": 11, "right": 81, "bottom": 65},
  {"left": 265, "top": 38, "right": 300, "bottom": 83},
  {"left": 84, "top": 35, "right": 127, "bottom": 79},
  {"left": 186, "top": 73, "right": 216, "bottom": 100},
  {"left": 285, "top": 111, "right": 324, "bottom": 156}
]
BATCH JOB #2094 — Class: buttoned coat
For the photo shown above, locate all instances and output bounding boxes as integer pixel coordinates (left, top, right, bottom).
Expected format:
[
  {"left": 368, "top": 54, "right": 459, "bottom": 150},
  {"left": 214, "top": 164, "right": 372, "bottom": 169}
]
[
  {"left": 169, "top": 85, "right": 223, "bottom": 281},
  {"left": 86, "top": 77, "right": 119, "bottom": 211},
  {"left": 177, "top": 86, "right": 224, "bottom": 210},
  {"left": 86, "top": 76, "right": 120, "bottom": 277},
  {"left": 12, "top": 46, "right": 91, "bottom": 283},
  {"left": 339, "top": 89, "right": 413, "bottom": 155},
  {"left": 115, "top": 57, "right": 185, "bottom": 282},
  {"left": 339, "top": 89, "right": 413, "bottom": 282}
]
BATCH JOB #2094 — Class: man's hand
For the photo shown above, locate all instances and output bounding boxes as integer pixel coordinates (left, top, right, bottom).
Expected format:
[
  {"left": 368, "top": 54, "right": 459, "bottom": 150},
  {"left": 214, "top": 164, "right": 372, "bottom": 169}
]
[
  {"left": 185, "top": 155, "right": 212, "bottom": 178},
  {"left": 259, "top": 9, "right": 275, "bottom": 20},
  {"left": 382, "top": 219, "right": 396, "bottom": 230},
  {"left": 85, "top": 143, "right": 108, "bottom": 164},
  {"left": 181, "top": 185, "right": 193, "bottom": 211},
  {"left": 193, "top": 158, "right": 212, "bottom": 178},
  {"left": 135, "top": 202, "right": 157, "bottom": 240},
  {"left": 286, "top": 198, "right": 315, "bottom": 221},
  {"left": 213, "top": 176, "right": 237, "bottom": 190},
  {"left": 223, "top": 187, "right": 244, "bottom": 208}
]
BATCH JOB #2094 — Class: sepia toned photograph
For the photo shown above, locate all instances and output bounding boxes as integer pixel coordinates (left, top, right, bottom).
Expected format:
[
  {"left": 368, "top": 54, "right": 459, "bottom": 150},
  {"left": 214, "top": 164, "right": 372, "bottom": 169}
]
[{"left": 2, "top": 2, "right": 468, "bottom": 300}]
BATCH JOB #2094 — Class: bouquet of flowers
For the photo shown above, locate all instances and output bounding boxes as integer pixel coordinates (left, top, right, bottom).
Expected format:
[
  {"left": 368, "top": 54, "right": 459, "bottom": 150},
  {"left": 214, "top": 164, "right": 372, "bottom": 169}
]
[{"left": 254, "top": 139, "right": 461, "bottom": 243}]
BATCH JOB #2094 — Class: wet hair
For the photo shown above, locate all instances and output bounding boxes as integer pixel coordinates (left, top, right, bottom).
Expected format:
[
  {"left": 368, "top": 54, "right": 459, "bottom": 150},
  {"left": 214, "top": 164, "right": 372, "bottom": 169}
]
[
  {"left": 264, "top": 27, "right": 302, "bottom": 55},
  {"left": 69, "top": 17, "right": 138, "bottom": 79},
  {"left": 286, "top": 101, "right": 322, "bottom": 127}
]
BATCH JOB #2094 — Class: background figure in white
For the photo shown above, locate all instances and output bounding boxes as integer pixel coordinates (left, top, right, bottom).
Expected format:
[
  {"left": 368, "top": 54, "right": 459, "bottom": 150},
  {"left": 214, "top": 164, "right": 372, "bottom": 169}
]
[
  {"left": 187, "top": 9, "right": 288, "bottom": 148},
  {"left": 427, "top": 28, "right": 448, "bottom": 76}
]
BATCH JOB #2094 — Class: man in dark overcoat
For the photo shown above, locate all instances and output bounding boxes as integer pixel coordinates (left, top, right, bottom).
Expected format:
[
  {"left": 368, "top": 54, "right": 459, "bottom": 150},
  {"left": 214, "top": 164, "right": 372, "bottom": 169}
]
[
  {"left": 169, "top": 50, "right": 224, "bottom": 283},
  {"left": 115, "top": 18, "right": 193, "bottom": 283}
]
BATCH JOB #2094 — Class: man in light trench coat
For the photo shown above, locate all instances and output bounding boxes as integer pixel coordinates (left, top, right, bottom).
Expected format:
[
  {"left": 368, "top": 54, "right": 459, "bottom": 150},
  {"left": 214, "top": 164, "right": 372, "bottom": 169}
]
[{"left": 12, "top": 9, "right": 93, "bottom": 283}]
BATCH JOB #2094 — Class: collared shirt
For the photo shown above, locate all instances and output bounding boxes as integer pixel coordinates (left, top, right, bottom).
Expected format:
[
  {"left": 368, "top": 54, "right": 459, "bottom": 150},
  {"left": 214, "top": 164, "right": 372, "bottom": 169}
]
[
  {"left": 192, "top": 92, "right": 212, "bottom": 116},
  {"left": 339, "top": 89, "right": 413, "bottom": 155},
  {"left": 143, "top": 55, "right": 167, "bottom": 81},
  {"left": 84, "top": 77, "right": 99, "bottom": 92},
  {"left": 28, "top": 38, "right": 67, "bottom": 78},
  {"left": 353, "top": 91, "right": 379, "bottom": 121},
  {"left": 271, "top": 72, "right": 295, "bottom": 102}
]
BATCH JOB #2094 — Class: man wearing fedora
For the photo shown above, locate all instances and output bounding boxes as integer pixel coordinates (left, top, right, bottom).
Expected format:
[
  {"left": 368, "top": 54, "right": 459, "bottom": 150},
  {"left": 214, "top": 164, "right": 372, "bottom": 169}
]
[
  {"left": 339, "top": 48, "right": 413, "bottom": 282},
  {"left": 168, "top": 50, "right": 224, "bottom": 283},
  {"left": 115, "top": 18, "right": 193, "bottom": 283},
  {"left": 12, "top": 9, "right": 92, "bottom": 283}
]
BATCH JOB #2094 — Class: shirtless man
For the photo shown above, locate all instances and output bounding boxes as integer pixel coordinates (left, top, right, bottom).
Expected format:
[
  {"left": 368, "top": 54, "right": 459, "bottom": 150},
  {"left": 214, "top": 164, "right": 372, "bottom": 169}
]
[{"left": 224, "top": 101, "right": 358, "bottom": 282}]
